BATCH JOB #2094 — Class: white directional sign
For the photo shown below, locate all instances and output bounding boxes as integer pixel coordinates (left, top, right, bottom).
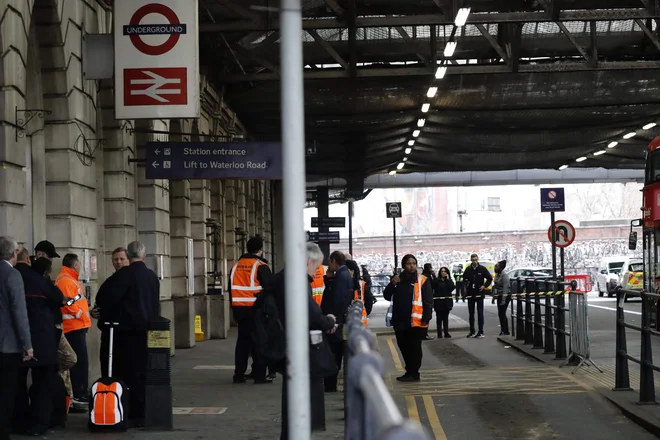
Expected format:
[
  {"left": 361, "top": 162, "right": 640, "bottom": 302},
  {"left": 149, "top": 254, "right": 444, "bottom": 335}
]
[{"left": 114, "top": 0, "right": 200, "bottom": 120}]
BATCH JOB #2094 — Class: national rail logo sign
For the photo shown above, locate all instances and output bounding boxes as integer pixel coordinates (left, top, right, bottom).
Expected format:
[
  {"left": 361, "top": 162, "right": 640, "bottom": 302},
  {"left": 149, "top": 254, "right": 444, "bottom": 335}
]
[{"left": 114, "top": 0, "right": 199, "bottom": 120}]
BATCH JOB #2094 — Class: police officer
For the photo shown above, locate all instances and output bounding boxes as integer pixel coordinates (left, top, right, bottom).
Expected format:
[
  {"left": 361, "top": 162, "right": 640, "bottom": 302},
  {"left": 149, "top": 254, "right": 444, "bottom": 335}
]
[{"left": 229, "top": 236, "right": 273, "bottom": 384}]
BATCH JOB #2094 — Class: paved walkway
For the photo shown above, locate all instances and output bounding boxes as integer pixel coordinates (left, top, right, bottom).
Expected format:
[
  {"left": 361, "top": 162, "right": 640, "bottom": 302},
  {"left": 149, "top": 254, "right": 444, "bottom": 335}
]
[{"left": 35, "top": 312, "right": 657, "bottom": 439}]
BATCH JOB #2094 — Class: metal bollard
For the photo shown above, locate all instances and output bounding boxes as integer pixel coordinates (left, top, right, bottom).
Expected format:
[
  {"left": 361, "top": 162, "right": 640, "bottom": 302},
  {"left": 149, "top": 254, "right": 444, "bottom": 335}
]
[
  {"left": 638, "top": 293, "right": 657, "bottom": 404},
  {"left": 544, "top": 280, "right": 555, "bottom": 354},
  {"left": 533, "top": 280, "right": 544, "bottom": 349},
  {"left": 613, "top": 288, "right": 632, "bottom": 391},
  {"left": 554, "top": 283, "right": 568, "bottom": 360},
  {"left": 145, "top": 316, "right": 174, "bottom": 431},
  {"left": 516, "top": 278, "right": 525, "bottom": 341}
]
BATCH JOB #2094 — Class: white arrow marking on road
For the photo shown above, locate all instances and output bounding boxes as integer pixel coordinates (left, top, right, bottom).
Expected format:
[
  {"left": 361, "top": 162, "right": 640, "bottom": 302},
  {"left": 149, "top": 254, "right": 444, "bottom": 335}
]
[
  {"left": 154, "top": 148, "right": 161, "bottom": 155},
  {"left": 152, "top": 161, "right": 160, "bottom": 168},
  {"left": 130, "top": 71, "right": 181, "bottom": 103}
]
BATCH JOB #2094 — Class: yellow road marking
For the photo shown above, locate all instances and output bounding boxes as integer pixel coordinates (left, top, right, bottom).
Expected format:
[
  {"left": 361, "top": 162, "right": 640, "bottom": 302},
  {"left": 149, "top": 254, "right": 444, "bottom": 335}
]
[
  {"left": 387, "top": 337, "right": 405, "bottom": 372},
  {"left": 406, "top": 395, "right": 420, "bottom": 422},
  {"left": 423, "top": 395, "right": 448, "bottom": 440}
]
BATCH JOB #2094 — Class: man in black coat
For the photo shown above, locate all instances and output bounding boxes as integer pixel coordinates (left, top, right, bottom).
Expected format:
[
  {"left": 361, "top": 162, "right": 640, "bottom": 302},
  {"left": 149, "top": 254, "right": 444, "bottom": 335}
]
[
  {"left": 462, "top": 253, "right": 493, "bottom": 339},
  {"left": 13, "top": 249, "right": 64, "bottom": 436},
  {"left": 98, "top": 241, "right": 160, "bottom": 427}
]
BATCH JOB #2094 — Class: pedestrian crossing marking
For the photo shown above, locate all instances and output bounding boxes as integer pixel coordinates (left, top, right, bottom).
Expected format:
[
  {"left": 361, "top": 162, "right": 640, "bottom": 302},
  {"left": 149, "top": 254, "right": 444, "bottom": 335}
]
[{"left": 390, "top": 367, "right": 587, "bottom": 396}]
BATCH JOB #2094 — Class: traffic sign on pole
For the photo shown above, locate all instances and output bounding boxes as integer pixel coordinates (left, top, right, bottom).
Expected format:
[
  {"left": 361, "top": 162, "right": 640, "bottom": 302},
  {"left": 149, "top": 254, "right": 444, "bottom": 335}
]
[
  {"left": 311, "top": 217, "right": 346, "bottom": 228},
  {"left": 114, "top": 0, "right": 200, "bottom": 119},
  {"left": 540, "top": 187, "right": 565, "bottom": 212},
  {"left": 547, "top": 220, "right": 576, "bottom": 248},
  {"left": 386, "top": 202, "right": 402, "bottom": 219}
]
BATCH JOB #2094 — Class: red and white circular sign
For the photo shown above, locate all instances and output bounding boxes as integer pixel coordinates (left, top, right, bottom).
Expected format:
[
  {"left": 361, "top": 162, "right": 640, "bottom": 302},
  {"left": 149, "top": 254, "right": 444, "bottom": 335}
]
[
  {"left": 548, "top": 190, "right": 557, "bottom": 200},
  {"left": 547, "top": 220, "right": 576, "bottom": 248}
]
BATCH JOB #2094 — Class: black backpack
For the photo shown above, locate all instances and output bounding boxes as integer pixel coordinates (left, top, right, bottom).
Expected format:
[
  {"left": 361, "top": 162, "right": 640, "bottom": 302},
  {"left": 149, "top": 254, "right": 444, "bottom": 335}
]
[{"left": 254, "top": 292, "right": 286, "bottom": 364}]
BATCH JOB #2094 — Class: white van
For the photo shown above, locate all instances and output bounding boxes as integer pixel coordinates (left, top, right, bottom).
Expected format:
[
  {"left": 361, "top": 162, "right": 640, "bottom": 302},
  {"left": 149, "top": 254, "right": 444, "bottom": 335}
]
[{"left": 597, "top": 256, "right": 627, "bottom": 297}]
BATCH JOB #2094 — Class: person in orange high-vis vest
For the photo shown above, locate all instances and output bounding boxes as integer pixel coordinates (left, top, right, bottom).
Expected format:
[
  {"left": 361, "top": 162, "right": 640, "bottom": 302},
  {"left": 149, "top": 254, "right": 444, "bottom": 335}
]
[
  {"left": 383, "top": 254, "right": 433, "bottom": 383},
  {"left": 310, "top": 264, "right": 327, "bottom": 306},
  {"left": 56, "top": 253, "right": 91, "bottom": 408},
  {"left": 229, "top": 236, "right": 273, "bottom": 384}
]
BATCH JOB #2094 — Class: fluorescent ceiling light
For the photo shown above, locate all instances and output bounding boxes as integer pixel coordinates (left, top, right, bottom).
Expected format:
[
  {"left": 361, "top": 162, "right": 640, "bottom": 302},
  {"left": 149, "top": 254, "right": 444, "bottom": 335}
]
[
  {"left": 421, "top": 103, "right": 430, "bottom": 113},
  {"left": 559, "top": 165, "right": 568, "bottom": 170},
  {"left": 454, "top": 7, "right": 471, "bottom": 27},
  {"left": 403, "top": 157, "right": 408, "bottom": 162},
  {"left": 427, "top": 86, "right": 438, "bottom": 98},
  {"left": 623, "top": 132, "right": 636, "bottom": 139},
  {"left": 413, "top": 130, "right": 420, "bottom": 137},
  {"left": 397, "top": 162, "right": 405, "bottom": 170},
  {"left": 389, "top": 170, "right": 396, "bottom": 176},
  {"left": 607, "top": 141, "right": 618, "bottom": 148},
  {"left": 593, "top": 150, "right": 606, "bottom": 156},
  {"left": 575, "top": 157, "right": 587, "bottom": 162},
  {"left": 417, "top": 118, "right": 426, "bottom": 127},
  {"left": 405, "top": 147, "right": 412, "bottom": 154},
  {"left": 444, "top": 41, "right": 457, "bottom": 57},
  {"left": 643, "top": 122, "right": 657, "bottom": 130},
  {"left": 407, "top": 140, "right": 415, "bottom": 147},
  {"left": 435, "top": 66, "right": 447, "bottom": 79}
]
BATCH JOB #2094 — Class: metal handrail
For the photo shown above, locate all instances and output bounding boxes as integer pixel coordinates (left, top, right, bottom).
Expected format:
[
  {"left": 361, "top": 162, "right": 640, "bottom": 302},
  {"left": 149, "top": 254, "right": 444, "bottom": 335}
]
[
  {"left": 344, "top": 301, "right": 431, "bottom": 440},
  {"left": 614, "top": 287, "right": 660, "bottom": 403}
]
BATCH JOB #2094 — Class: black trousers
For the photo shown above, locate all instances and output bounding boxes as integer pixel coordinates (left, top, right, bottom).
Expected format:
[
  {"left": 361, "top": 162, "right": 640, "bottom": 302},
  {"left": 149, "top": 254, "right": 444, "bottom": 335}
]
[
  {"left": 434, "top": 307, "right": 451, "bottom": 335},
  {"left": 235, "top": 318, "right": 265, "bottom": 380},
  {"left": 14, "top": 365, "right": 56, "bottom": 433},
  {"left": 65, "top": 328, "right": 89, "bottom": 399},
  {"left": 467, "top": 296, "right": 485, "bottom": 334},
  {"left": 394, "top": 327, "right": 425, "bottom": 377},
  {"left": 0, "top": 353, "right": 21, "bottom": 440},
  {"left": 498, "top": 297, "right": 512, "bottom": 334},
  {"left": 114, "top": 330, "right": 148, "bottom": 421},
  {"left": 323, "top": 336, "right": 344, "bottom": 392}
]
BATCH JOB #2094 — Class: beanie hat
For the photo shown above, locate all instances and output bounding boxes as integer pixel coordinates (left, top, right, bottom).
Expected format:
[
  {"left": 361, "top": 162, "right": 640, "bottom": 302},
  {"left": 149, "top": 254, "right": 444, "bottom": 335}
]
[{"left": 498, "top": 260, "right": 507, "bottom": 270}]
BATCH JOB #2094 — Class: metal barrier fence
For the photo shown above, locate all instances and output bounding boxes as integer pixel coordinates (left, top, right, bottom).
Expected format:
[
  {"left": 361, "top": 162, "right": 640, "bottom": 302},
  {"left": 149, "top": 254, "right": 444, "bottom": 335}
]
[
  {"left": 344, "top": 301, "right": 431, "bottom": 440},
  {"left": 614, "top": 288, "right": 660, "bottom": 403},
  {"left": 506, "top": 277, "right": 597, "bottom": 373}
]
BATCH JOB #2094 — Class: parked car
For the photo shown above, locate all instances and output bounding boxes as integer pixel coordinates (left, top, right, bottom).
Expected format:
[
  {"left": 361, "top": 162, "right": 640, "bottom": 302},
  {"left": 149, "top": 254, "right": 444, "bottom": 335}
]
[
  {"left": 597, "top": 256, "right": 627, "bottom": 297},
  {"left": 618, "top": 258, "right": 643, "bottom": 302},
  {"left": 506, "top": 267, "right": 553, "bottom": 279}
]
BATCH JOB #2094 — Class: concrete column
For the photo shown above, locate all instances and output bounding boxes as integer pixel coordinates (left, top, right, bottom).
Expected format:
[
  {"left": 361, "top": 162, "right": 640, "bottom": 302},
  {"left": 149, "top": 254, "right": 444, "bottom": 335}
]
[
  {"left": 247, "top": 181, "right": 257, "bottom": 236},
  {"left": 136, "top": 119, "right": 173, "bottom": 353},
  {"left": 224, "top": 180, "right": 239, "bottom": 263},
  {"left": 316, "top": 186, "right": 330, "bottom": 264},
  {"left": 263, "top": 182, "right": 274, "bottom": 264},
  {"left": 209, "top": 180, "right": 230, "bottom": 338},
  {"left": 190, "top": 180, "right": 211, "bottom": 295},
  {"left": 272, "top": 181, "right": 284, "bottom": 272},
  {"left": 238, "top": 181, "right": 248, "bottom": 243},
  {"left": 100, "top": 80, "right": 137, "bottom": 272}
]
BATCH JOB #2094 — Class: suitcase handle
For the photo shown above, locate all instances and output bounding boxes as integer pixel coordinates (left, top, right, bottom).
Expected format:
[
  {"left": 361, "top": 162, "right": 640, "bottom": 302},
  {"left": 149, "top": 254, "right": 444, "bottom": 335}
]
[{"left": 103, "top": 322, "right": 119, "bottom": 376}]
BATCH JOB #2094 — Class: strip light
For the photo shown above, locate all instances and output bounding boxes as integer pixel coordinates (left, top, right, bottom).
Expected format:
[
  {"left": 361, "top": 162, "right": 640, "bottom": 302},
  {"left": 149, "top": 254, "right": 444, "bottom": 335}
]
[
  {"left": 417, "top": 118, "right": 426, "bottom": 127},
  {"left": 421, "top": 103, "right": 430, "bottom": 113},
  {"left": 397, "top": 162, "right": 405, "bottom": 170},
  {"left": 559, "top": 165, "right": 568, "bottom": 170},
  {"left": 576, "top": 157, "right": 587, "bottom": 162},
  {"left": 444, "top": 41, "right": 457, "bottom": 57},
  {"left": 623, "top": 132, "right": 636, "bottom": 139},
  {"left": 593, "top": 150, "right": 606, "bottom": 156},
  {"left": 405, "top": 147, "right": 412, "bottom": 154},
  {"left": 643, "top": 122, "right": 657, "bottom": 130},
  {"left": 408, "top": 140, "right": 415, "bottom": 146},
  {"left": 427, "top": 87, "right": 438, "bottom": 98},
  {"left": 454, "top": 7, "right": 471, "bottom": 27},
  {"left": 435, "top": 66, "right": 447, "bottom": 79},
  {"left": 413, "top": 130, "right": 420, "bottom": 137},
  {"left": 389, "top": 170, "right": 396, "bottom": 176},
  {"left": 607, "top": 141, "right": 618, "bottom": 148}
]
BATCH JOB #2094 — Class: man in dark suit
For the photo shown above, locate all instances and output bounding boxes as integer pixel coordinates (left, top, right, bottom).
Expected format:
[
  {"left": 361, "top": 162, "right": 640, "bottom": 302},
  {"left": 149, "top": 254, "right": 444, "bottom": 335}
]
[
  {"left": 0, "top": 237, "right": 33, "bottom": 440},
  {"left": 101, "top": 241, "right": 160, "bottom": 427},
  {"left": 13, "top": 249, "right": 64, "bottom": 435}
]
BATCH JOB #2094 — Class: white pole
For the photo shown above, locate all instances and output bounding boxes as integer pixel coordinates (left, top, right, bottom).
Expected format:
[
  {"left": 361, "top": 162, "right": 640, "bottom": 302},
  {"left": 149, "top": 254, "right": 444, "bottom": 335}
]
[{"left": 280, "top": 0, "right": 310, "bottom": 438}]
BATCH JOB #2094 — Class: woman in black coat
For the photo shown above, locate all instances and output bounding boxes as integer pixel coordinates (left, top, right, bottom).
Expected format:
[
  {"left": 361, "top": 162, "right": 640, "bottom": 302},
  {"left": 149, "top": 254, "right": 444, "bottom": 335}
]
[
  {"left": 432, "top": 267, "right": 455, "bottom": 338},
  {"left": 383, "top": 254, "right": 433, "bottom": 382}
]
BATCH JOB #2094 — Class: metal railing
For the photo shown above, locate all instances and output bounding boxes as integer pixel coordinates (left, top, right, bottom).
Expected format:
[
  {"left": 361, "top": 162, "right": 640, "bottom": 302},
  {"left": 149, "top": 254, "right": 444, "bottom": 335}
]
[
  {"left": 614, "top": 288, "right": 660, "bottom": 403},
  {"left": 508, "top": 278, "right": 572, "bottom": 359},
  {"left": 344, "top": 301, "right": 431, "bottom": 440}
]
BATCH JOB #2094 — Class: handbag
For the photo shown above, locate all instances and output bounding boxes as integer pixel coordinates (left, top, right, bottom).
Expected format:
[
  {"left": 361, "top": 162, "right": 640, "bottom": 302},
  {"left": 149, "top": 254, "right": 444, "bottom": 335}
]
[{"left": 309, "top": 336, "right": 338, "bottom": 379}]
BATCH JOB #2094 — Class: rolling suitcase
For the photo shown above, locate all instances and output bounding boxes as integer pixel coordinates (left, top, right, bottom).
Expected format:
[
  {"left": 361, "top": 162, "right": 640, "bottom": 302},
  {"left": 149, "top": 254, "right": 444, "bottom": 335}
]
[{"left": 88, "top": 323, "right": 129, "bottom": 431}]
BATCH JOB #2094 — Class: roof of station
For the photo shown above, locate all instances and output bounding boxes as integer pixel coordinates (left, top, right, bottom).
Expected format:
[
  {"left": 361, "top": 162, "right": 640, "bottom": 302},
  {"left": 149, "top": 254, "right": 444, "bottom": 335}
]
[{"left": 199, "top": 0, "right": 660, "bottom": 183}]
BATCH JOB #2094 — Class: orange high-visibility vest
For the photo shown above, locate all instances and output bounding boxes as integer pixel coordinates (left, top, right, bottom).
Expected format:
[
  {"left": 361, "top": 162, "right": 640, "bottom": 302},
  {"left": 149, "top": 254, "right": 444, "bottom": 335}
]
[
  {"left": 56, "top": 267, "right": 91, "bottom": 334},
  {"left": 354, "top": 280, "right": 369, "bottom": 327},
  {"left": 310, "top": 265, "right": 326, "bottom": 306},
  {"left": 411, "top": 274, "right": 428, "bottom": 328},
  {"left": 230, "top": 257, "right": 267, "bottom": 307}
]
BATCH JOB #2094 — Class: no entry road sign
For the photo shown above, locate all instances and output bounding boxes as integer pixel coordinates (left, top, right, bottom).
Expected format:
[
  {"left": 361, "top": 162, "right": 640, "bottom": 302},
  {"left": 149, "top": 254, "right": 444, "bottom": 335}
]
[{"left": 547, "top": 219, "right": 576, "bottom": 248}]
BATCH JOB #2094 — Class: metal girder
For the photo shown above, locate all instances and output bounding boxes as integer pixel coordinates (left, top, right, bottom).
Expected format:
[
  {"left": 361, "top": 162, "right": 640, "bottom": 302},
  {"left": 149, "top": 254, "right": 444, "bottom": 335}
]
[
  {"left": 634, "top": 18, "right": 660, "bottom": 51},
  {"left": 215, "top": 0, "right": 262, "bottom": 23},
  {"left": 199, "top": 9, "right": 660, "bottom": 32},
  {"left": 324, "top": 0, "right": 345, "bottom": 16},
  {"left": 217, "top": 60, "right": 660, "bottom": 82},
  {"left": 307, "top": 29, "right": 349, "bottom": 69},
  {"left": 475, "top": 24, "right": 509, "bottom": 65},
  {"left": 232, "top": 46, "right": 279, "bottom": 76},
  {"left": 393, "top": 26, "right": 429, "bottom": 65},
  {"left": 556, "top": 22, "right": 592, "bottom": 63}
]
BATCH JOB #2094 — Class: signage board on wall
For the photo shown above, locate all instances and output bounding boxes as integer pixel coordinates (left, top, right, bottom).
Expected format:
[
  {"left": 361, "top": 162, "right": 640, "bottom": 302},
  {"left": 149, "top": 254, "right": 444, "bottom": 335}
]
[{"left": 114, "top": 0, "right": 200, "bottom": 119}]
